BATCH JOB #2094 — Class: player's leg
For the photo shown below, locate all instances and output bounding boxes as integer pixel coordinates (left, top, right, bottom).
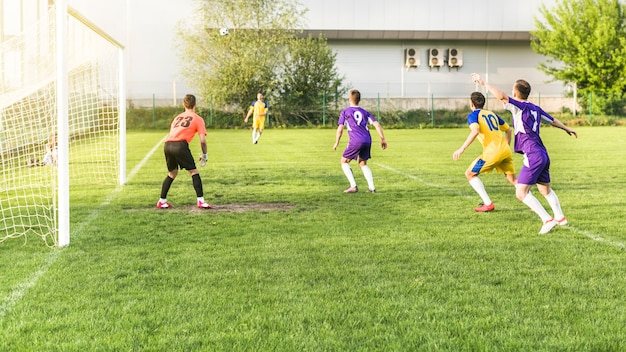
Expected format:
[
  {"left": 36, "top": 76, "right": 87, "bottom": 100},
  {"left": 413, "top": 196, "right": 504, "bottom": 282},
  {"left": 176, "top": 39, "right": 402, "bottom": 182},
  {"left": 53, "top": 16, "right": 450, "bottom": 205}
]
[
  {"left": 256, "top": 117, "right": 265, "bottom": 143},
  {"left": 467, "top": 157, "right": 493, "bottom": 211},
  {"left": 251, "top": 118, "right": 257, "bottom": 143},
  {"left": 178, "top": 145, "right": 211, "bottom": 209},
  {"left": 157, "top": 143, "right": 179, "bottom": 208},
  {"left": 517, "top": 153, "right": 556, "bottom": 233},
  {"left": 534, "top": 157, "right": 566, "bottom": 225},
  {"left": 189, "top": 169, "right": 211, "bottom": 209},
  {"left": 537, "top": 182, "right": 566, "bottom": 225},
  {"left": 357, "top": 145, "right": 375, "bottom": 192},
  {"left": 340, "top": 145, "right": 359, "bottom": 192},
  {"left": 341, "top": 160, "right": 358, "bottom": 192},
  {"left": 498, "top": 155, "right": 517, "bottom": 186},
  {"left": 505, "top": 173, "right": 517, "bottom": 185},
  {"left": 158, "top": 173, "right": 175, "bottom": 208}
]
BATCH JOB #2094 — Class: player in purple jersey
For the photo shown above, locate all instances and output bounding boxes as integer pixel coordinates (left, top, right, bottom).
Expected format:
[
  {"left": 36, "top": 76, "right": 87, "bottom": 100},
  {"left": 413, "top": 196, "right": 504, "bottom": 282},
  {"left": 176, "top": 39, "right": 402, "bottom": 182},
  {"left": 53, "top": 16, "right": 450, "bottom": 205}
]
[
  {"left": 332, "top": 89, "right": 387, "bottom": 193},
  {"left": 472, "top": 73, "right": 578, "bottom": 235}
]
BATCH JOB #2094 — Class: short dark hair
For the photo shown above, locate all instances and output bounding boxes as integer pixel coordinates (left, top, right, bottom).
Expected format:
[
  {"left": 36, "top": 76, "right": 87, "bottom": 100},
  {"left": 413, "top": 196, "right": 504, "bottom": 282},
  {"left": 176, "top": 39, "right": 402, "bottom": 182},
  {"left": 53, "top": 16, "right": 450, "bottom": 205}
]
[
  {"left": 514, "top": 79, "right": 531, "bottom": 100},
  {"left": 349, "top": 89, "right": 361, "bottom": 104},
  {"left": 470, "top": 91, "right": 485, "bottom": 109},
  {"left": 183, "top": 94, "right": 196, "bottom": 109}
]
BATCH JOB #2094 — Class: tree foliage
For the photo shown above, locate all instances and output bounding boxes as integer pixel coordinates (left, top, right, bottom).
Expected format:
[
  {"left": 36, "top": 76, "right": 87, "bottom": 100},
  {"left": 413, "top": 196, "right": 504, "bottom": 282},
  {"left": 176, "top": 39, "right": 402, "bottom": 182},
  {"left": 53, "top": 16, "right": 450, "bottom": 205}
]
[
  {"left": 531, "top": 0, "right": 626, "bottom": 114},
  {"left": 276, "top": 35, "right": 346, "bottom": 125},
  {"left": 175, "top": 0, "right": 345, "bottom": 124}
]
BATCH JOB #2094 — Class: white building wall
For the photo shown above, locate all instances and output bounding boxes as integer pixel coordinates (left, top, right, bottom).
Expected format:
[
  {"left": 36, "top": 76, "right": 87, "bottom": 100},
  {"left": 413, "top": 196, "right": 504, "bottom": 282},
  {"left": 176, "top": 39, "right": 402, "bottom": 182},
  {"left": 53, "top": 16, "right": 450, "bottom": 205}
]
[
  {"left": 331, "top": 40, "right": 563, "bottom": 99},
  {"left": 298, "top": 0, "right": 568, "bottom": 110},
  {"left": 301, "top": 0, "right": 553, "bottom": 32}
]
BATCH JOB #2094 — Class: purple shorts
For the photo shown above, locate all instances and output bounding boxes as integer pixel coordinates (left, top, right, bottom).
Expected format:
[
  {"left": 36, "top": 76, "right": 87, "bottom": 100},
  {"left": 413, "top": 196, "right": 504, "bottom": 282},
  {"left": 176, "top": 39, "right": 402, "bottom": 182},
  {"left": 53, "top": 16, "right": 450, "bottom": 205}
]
[
  {"left": 517, "top": 150, "right": 551, "bottom": 185},
  {"left": 343, "top": 142, "right": 372, "bottom": 161}
]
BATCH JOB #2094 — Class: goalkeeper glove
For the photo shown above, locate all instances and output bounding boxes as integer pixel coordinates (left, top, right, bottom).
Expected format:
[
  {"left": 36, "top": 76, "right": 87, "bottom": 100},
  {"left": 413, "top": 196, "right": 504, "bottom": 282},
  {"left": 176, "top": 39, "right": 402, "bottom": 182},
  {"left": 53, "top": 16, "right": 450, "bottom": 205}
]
[{"left": 198, "top": 153, "right": 208, "bottom": 167}]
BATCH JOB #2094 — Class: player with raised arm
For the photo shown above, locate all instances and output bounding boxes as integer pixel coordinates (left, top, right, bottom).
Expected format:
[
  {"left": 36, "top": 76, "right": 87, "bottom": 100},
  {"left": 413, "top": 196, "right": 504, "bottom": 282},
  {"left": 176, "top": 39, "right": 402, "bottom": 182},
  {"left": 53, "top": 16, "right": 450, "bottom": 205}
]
[
  {"left": 472, "top": 73, "right": 577, "bottom": 234},
  {"left": 453, "top": 91, "right": 517, "bottom": 212},
  {"left": 157, "top": 94, "right": 212, "bottom": 209},
  {"left": 244, "top": 92, "right": 268, "bottom": 144},
  {"left": 333, "top": 89, "right": 387, "bottom": 193}
]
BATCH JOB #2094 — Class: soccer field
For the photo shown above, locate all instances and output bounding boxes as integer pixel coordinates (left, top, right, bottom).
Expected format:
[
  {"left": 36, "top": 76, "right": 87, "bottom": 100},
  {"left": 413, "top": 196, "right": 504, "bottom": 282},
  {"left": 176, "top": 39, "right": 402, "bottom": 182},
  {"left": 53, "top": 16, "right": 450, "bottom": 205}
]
[{"left": 1, "top": 127, "right": 625, "bottom": 351}]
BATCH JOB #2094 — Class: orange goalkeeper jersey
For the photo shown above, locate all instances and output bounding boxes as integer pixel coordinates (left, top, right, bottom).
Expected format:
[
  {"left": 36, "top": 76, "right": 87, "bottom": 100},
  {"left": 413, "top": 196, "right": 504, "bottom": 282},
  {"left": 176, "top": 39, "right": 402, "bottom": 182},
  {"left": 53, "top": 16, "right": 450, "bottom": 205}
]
[{"left": 166, "top": 110, "right": 207, "bottom": 143}]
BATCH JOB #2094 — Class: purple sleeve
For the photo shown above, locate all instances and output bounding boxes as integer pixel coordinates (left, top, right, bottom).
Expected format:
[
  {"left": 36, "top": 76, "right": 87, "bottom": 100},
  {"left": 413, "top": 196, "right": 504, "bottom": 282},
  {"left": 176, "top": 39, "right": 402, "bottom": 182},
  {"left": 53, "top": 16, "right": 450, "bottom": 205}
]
[
  {"left": 366, "top": 111, "right": 377, "bottom": 124},
  {"left": 538, "top": 107, "right": 554, "bottom": 124},
  {"left": 338, "top": 110, "right": 346, "bottom": 126}
]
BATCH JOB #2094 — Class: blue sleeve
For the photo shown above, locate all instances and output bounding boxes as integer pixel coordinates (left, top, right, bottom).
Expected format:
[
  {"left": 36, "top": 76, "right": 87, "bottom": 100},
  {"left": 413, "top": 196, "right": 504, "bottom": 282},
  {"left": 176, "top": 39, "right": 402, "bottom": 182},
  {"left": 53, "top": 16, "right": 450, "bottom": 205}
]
[
  {"left": 467, "top": 110, "right": 479, "bottom": 125},
  {"left": 496, "top": 113, "right": 506, "bottom": 126}
]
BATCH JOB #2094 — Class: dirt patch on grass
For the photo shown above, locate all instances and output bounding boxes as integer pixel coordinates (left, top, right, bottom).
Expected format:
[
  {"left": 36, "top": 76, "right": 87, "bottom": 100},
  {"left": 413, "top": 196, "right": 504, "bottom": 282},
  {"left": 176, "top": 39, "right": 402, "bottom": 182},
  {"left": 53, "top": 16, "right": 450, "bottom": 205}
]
[{"left": 190, "top": 202, "right": 294, "bottom": 213}]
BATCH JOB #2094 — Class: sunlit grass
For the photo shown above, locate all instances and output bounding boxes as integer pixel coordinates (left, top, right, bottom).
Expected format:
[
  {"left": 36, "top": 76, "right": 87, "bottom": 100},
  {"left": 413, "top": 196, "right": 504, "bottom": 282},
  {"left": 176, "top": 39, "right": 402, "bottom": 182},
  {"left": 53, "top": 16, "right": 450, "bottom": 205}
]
[{"left": 1, "top": 127, "right": 625, "bottom": 351}]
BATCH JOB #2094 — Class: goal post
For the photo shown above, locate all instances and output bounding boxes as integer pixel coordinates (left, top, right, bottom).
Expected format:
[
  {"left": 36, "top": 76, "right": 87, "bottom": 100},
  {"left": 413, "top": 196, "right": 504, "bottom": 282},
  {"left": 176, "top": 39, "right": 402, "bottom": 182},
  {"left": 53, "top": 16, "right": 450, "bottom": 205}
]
[{"left": 0, "top": 1, "right": 126, "bottom": 247}]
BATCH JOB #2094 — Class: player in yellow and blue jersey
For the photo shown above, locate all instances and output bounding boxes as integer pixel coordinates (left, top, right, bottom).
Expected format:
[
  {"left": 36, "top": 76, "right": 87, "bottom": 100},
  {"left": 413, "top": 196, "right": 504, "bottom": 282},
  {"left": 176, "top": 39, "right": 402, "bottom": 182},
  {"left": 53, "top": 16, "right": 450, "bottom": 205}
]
[
  {"left": 453, "top": 91, "right": 517, "bottom": 212},
  {"left": 244, "top": 92, "right": 268, "bottom": 144}
]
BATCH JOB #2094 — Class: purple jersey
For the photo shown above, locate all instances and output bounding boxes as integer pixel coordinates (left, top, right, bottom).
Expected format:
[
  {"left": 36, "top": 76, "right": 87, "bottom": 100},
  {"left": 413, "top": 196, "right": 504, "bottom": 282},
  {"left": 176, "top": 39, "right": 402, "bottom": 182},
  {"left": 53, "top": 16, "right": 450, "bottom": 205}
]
[
  {"left": 338, "top": 106, "right": 376, "bottom": 145},
  {"left": 505, "top": 98, "right": 554, "bottom": 155}
]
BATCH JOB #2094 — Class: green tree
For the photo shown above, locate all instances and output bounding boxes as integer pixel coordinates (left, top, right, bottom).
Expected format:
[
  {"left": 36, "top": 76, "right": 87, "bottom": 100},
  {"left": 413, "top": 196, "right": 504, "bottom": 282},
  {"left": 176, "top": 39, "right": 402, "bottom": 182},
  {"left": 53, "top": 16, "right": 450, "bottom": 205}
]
[
  {"left": 531, "top": 0, "right": 626, "bottom": 115},
  {"left": 176, "top": 0, "right": 345, "bottom": 125},
  {"left": 275, "top": 34, "right": 346, "bottom": 125}
]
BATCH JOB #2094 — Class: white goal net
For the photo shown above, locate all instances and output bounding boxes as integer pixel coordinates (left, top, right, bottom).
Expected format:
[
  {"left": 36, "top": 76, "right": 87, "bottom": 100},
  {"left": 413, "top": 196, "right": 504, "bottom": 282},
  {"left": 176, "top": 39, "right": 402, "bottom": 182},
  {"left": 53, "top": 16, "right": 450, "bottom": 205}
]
[{"left": 0, "top": 4, "right": 125, "bottom": 246}]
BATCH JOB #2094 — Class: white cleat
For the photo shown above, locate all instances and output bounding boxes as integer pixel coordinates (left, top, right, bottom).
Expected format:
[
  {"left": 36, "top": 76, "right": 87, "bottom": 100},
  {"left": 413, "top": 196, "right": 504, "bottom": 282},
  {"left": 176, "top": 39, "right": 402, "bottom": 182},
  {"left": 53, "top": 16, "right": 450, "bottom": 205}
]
[{"left": 539, "top": 218, "right": 558, "bottom": 235}]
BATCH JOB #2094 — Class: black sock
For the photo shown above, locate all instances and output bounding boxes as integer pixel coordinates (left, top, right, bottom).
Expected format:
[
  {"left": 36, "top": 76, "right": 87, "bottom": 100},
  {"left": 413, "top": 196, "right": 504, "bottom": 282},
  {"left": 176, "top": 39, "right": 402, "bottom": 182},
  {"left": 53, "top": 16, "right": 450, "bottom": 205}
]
[
  {"left": 192, "top": 173, "right": 203, "bottom": 198},
  {"left": 160, "top": 176, "right": 174, "bottom": 199}
]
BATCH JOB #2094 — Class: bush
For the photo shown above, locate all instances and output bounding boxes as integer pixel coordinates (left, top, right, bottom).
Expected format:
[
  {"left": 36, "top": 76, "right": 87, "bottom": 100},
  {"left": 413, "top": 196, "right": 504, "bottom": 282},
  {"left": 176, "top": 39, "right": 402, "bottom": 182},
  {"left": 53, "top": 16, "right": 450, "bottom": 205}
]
[{"left": 125, "top": 107, "right": 626, "bottom": 130}]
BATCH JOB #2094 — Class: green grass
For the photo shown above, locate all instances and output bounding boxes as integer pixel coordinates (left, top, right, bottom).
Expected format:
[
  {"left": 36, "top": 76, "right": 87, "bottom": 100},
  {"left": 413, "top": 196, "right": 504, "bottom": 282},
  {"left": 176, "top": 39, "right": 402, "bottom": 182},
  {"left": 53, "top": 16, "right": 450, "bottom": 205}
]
[{"left": 1, "top": 127, "right": 625, "bottom": 351}]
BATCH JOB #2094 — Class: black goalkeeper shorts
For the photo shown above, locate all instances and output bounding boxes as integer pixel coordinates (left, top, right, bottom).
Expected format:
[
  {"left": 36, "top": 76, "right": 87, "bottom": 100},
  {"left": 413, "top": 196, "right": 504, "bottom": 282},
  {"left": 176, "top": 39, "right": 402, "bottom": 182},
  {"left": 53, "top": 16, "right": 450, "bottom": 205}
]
[{"left": 164, "top": 141, "right": 196, "bottom": 171}]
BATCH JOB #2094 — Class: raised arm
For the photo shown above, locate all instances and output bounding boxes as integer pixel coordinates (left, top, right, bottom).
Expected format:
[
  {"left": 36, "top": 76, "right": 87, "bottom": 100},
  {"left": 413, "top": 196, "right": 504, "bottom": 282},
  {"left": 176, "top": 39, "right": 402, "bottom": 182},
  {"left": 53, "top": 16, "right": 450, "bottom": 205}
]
[
  {"left": 472, "top": 73, "right": 509, "bottom": 103},
  {"left": 551, "top": 118, "right": 578, "bottom": 138}
]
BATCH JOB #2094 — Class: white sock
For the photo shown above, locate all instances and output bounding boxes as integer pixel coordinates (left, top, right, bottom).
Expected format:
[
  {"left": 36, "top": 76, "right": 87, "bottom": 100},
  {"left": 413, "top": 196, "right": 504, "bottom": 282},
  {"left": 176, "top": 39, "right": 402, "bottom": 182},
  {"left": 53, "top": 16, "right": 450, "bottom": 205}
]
[
  {"left": 252, "top": 129, "right": 256, "bottom": 142},
  {"left": 469, "top": 177, "right": 491, "bottom": 205},
  {"left": 361, "top": 165, "right": 375, "bottom": 190},
  {"left": 544, "top": 190, "right": 565, "bottom": 220},
  {"left": 197, "top": 197, "right": 205, "bottom": 203},
  {"left": 159, "top": 198, "right": 167, "bottom": 203},
  {"left": 522, "top": 192, "right": 552, "bottom": 222},
  {"left": 341, "top": 163, "right": 357, "bottom": 188}
]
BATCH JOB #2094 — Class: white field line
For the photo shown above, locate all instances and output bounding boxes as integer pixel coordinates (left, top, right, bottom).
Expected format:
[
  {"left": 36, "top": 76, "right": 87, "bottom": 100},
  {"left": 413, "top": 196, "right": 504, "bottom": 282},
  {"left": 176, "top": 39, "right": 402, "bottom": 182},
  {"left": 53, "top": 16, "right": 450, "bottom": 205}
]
[
  {"left": 374, "top": 162, "right": 625, "bottom": 250},
  {"left": 566, "top": 227, "right": 625, "bottom": 249},
  {"left": 0, "top": 136, "right": 166, "bottom": 322}
]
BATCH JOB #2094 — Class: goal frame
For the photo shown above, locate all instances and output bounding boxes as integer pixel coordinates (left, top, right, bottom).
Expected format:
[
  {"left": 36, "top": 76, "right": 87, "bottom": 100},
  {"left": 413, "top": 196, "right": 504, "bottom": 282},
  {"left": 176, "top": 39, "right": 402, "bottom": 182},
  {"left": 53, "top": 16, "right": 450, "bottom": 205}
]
[{"left": 56, "top": 1, "right": 126, "bottom": 246}]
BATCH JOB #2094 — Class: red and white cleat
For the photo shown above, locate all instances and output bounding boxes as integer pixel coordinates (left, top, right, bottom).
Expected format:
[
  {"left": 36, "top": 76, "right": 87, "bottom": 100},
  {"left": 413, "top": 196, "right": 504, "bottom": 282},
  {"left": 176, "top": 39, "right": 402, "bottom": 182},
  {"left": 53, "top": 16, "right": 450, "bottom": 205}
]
[
  {"left": 156, "top": 201, "right": 172, "bottom": 209},
  {"left": 197, "top": 201, "right": 212, "bottom": 209}
]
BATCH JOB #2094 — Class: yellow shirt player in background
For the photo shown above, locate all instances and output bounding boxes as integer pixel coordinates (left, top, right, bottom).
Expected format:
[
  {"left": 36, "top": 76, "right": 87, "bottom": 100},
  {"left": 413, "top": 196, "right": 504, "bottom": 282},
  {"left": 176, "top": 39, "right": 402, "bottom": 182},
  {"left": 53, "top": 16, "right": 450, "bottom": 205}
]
[
  {"left": 453, "top": 91, "right": 517, "bottom": 212},
  {"left": 244, "top": 92, "right": 268, "bottom": 144}
]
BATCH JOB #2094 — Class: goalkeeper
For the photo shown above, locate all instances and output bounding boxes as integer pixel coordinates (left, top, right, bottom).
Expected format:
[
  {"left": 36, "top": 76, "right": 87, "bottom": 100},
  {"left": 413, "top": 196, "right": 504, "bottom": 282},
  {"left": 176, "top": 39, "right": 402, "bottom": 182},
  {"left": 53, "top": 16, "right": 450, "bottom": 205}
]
[{"left": 157, "top": 94, "right": 212, "bottom": 209}]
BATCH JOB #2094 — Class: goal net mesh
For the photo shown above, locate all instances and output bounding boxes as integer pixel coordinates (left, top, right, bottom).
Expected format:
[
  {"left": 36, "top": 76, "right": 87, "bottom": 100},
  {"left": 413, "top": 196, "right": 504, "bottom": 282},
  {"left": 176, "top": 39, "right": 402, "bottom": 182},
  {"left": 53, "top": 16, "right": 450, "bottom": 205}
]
[{"left": 0, "top": 6, "right": 121, "bottom": 246}]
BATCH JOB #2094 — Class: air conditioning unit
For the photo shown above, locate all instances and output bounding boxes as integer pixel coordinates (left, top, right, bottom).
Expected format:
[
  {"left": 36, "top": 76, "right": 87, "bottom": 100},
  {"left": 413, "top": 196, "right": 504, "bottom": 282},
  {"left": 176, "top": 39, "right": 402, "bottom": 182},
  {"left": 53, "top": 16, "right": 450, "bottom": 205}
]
[
  {"left": 429, "top": 48, "right": 443, "bottom": 68},
  {"left": 448, "top": 48, "right": 463, "bottom": 67},
  {"left": 404, "top": 47, "right": 419, "bottom": 68}
]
